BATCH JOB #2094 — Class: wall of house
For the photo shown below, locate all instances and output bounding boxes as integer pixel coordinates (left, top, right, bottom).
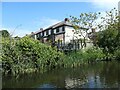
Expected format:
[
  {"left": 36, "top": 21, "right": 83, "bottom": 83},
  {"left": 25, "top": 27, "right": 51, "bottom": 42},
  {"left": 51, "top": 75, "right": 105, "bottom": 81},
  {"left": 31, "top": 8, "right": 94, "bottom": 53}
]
[
  {"left": 64, "top": 26, "right": 74, "bottom": 43},
  {"left": 84, "top": 41, "right": 93, "bottom": 49},
  {"left": 55, "top": 34, "right": 64, "bottom": 41}
]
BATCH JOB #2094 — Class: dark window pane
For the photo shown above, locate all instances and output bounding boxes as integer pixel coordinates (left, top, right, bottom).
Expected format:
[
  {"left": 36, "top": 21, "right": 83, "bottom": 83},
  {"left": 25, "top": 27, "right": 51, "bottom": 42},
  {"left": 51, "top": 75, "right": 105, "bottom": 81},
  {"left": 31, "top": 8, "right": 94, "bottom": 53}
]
[
  {"left": 56, "top": 28, "right": 59, "bottom": 33},
  {"left": 46, "top": 30, "right": 48, "bottom": 35},
  {"left": 62, "top": 26, "right": 65, "bottom": 31}
]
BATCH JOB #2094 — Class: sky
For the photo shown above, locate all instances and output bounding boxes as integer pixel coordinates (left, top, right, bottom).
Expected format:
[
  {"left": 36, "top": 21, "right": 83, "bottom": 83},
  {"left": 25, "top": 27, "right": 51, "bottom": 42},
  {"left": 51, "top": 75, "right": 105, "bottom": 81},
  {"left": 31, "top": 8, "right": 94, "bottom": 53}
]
[{"left": 1, "top": 0, "right": 120, "bottom": 37}]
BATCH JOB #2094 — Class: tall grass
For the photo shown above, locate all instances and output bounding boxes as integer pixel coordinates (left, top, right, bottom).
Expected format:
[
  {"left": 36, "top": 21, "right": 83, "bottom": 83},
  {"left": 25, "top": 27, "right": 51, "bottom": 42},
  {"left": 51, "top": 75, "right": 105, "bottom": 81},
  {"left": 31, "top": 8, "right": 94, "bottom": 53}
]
[{"left": 63, "top": 47, "right": 105, "bottom": 68}]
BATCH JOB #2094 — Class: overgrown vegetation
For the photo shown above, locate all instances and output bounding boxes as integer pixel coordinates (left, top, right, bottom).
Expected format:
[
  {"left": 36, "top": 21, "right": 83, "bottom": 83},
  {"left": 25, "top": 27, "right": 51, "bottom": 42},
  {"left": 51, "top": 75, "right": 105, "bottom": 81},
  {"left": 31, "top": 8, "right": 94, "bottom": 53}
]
[
  {"left": 62, "top": 47, "right": 105, "bottom": 68},
  {"left": 70, "top": 8, "right": 120, "bottom": 60},
  {"left": 96, "top": 8, "right": 120, "bottom": 60},
  {"left": 1, "top": 36, "right": 105, "bottom": 76},
  {"left": 2, "top": 36, "right": 64, "bottom": 75}
]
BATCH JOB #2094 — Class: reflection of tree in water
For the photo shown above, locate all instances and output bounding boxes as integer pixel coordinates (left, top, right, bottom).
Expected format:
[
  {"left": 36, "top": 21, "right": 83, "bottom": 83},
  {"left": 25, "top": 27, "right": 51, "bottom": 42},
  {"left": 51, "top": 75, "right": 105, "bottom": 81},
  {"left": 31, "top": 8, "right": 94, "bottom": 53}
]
[
  {"left": 99, "top": 62, "right": 120, "bottom": 88},
  {"left": 63, "top": 66, "right": 89, "bottom": 89}
]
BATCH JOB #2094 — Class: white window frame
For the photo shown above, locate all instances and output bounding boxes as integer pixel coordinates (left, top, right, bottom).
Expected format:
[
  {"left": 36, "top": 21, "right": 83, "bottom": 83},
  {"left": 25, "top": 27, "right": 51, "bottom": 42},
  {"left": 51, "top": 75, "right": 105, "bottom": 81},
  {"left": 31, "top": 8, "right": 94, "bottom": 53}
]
[{"left": 54, "top": 29, "right": 56, "bottom": 34}]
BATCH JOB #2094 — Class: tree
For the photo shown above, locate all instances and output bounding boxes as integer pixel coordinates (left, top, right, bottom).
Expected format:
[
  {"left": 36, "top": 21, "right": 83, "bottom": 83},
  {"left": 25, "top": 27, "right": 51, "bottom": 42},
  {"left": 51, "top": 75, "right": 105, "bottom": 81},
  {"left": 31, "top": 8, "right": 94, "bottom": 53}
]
[
  {"left": 70, "top": 12, "right": 100, "bottom": 48},
  {"left": 0, "top": 30, "right": 10, "bottom": 37},
  {"left": 96, "top": 8, "right": 120, "bottom": 54}
]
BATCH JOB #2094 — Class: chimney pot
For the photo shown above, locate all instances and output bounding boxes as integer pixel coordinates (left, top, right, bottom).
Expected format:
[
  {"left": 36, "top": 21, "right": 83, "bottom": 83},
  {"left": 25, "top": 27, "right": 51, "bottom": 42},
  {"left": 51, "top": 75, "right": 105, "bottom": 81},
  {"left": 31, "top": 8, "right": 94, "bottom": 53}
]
[
  {"left": 64, "top": 18, "right": 69, "bottom": 22},
  {"left": 31, "top": 32, "right": 34, "bottom": 34},
  {"left": 40, "top": 28, "right": 43, "bottom": 31}
]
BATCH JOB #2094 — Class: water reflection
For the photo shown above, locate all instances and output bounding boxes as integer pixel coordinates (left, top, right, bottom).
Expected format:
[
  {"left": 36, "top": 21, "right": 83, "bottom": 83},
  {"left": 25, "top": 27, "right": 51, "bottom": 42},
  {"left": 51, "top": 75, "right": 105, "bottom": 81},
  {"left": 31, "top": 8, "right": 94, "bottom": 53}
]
[
  {"left": 39, "top": 84, "right": 57, "bottom": 88},
  {"left": 3, "top": 61, "right": 120, "bottom": 88}
]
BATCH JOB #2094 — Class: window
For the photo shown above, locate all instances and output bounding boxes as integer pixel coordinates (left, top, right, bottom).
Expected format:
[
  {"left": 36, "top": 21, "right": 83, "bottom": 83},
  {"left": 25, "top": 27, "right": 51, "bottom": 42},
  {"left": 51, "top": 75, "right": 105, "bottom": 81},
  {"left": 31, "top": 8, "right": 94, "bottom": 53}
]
[
  {"left": 40, "top": 32, "right": 42, "bottom": 36},
  {"left": 37, "top": 34, "right": 39, "bottom": 38},
  {"left": 56, "top": 28, "right": 59, "bottom": 33},
  {"left": 62, "top": 26, "right": 65, "bottom": 31},
  {"left": 49, "top": 30, "right": 51, "bottom": 35},
  {"left": 46, "top": 30, "right": 48, "bottom": 35},
  {"left": 59, "top": 27, "right": 62, "bottom": 32},
  {"left": 39, "top": 33, "right": 41, "bottom": 37}
]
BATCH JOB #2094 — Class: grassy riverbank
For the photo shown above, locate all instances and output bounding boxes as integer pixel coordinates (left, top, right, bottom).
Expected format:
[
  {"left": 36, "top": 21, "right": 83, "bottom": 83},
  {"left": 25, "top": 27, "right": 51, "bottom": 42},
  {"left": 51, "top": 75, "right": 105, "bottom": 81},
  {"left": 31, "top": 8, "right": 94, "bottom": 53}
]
[
  {"left": 62, "top": 47, "right": 106, "bottom": 68},
  {"left": 1, "top": 36, "right": 110, "bottom": 76}
]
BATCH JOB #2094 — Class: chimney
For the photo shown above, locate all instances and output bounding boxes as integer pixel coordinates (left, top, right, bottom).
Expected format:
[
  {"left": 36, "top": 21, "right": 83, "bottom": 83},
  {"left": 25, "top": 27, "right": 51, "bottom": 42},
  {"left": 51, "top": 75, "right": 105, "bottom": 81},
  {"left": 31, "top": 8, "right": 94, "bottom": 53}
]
[
  {"left": 31, "top": 32, "right": 34, "bottom": 34},
  {"left": 40, "top": 28, "right": 43, "bottom": 31},
  {"left": 64, "top": 18, "right": 69, "bottom": 22}
]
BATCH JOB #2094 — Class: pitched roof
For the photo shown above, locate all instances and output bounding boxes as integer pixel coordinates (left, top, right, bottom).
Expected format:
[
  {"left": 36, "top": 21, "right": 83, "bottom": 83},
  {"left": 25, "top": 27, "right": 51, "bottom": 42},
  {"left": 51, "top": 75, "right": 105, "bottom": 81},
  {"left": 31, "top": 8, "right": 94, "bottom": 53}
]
[
  {"left": 33, "top": 20, "right": 73, "bottom": 35},
  {"left": 45, "top": 21, "right": 72, "bottom": 29}
]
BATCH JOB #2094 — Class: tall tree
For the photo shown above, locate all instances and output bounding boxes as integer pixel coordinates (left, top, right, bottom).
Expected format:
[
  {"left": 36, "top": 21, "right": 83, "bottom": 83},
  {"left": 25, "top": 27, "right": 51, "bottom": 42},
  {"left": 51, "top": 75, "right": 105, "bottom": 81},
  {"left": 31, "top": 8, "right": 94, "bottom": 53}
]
[
  {"left": 0, "top": 30, "right": 10, "bottom": 37},
  {"left": 96, "top": 8, "right": 120, "bottom": 53},
  {"left": 70, "top": 12, "right": 100, "bottom": 48}
]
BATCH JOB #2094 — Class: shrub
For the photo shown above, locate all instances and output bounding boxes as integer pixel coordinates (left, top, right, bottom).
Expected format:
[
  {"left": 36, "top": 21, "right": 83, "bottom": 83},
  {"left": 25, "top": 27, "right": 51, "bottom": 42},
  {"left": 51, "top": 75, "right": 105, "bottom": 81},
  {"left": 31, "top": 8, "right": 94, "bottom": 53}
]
[
  {"left": 82, "top": 47, "right": 105, "bottom": 62},
  {"left": 61, "top": 46, "right": 105, "bottom": 68},
  {"left": 2, "top": 36, "right": 64, "bottom": 75},
  {"left": 114, "top": 47, "right": 120, "bottom": 60}
]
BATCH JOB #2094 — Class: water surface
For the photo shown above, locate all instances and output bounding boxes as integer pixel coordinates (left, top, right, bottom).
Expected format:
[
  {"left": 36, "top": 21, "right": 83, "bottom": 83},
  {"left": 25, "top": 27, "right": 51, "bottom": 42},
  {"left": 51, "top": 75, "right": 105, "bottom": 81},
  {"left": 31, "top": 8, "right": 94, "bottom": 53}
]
[{"left": 3, "top": 61, "right": 120, "bottom": 89}]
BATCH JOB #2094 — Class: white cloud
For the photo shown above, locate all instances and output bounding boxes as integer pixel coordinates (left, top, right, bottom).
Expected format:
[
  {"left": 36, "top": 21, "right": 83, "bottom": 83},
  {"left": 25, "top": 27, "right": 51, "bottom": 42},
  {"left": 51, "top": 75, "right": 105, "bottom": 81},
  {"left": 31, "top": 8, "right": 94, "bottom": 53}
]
[{"left": 91, "top": 0, "right": 120, "bottom": 10}]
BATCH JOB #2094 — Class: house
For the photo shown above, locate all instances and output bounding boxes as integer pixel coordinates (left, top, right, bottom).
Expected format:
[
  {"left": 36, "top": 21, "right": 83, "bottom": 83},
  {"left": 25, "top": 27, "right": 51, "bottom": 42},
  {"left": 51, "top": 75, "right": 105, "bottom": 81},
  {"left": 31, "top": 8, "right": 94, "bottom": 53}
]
[
  {"left": 31, "top": 18, "right": 93, "bottom": 49},
  {"left": 31, "top": 18, "right": 76, "bottom": 44}
]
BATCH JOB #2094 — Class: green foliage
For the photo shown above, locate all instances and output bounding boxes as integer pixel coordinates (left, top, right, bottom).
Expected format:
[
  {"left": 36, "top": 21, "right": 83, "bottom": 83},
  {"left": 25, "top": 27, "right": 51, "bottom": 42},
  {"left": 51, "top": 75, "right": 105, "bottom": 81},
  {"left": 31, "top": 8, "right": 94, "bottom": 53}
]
[
  {"left": 62, "top": 47, "right": 105, "bottom": 68},
  {"left": 96, "top": 8, "right": 120, "bottom": 55},
  {"left": 82, "top": 47, "right": 105, "bottom": 62},
  {"left": 0, "top": 30, "right": 10, "bottom": 37},
  {"left": 114, "top": 47, "right": 120, "bottom": 60},
  {"left": 70, "top": 8, "right": 120, "bottom": 61},
  {"left": 1, "top": 36, "right": 106, "bottom": 76},
  {"left": 70, "top": 12, "right": 100, "bottom": 48},
  {"left": 2, "top": 36, "right": 64, "bottom": 75},
  {"left": 96, "top": 27, "right": 118, "bottom": 53}
]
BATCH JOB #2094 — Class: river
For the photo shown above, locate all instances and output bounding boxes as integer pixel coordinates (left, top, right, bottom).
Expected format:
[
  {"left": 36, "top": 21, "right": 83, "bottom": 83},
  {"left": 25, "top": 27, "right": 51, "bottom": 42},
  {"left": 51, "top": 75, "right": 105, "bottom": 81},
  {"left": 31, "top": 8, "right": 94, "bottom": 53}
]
[{"left": 2, "top": 61, "right": 120, "bottom": 89}]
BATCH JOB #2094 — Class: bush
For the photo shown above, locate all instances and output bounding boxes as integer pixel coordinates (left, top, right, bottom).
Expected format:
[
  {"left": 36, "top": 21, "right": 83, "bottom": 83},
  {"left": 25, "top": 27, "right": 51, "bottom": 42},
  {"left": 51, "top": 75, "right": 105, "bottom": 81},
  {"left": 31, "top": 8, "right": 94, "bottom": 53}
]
[
  {"left": 2, "top": 36, "right": 64, "bottom": 75},
  {"left": 82, "top": 47, "right": 105, "bottom": 62},
  {"left": 62, "top": 46, "right": 105, "bottom": 68},
  {"left": 1, "top": 36, "right": 109, "bottom": 76},
  {"left": 114, "top": 47, "right": 120, "bottom": 60}
]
